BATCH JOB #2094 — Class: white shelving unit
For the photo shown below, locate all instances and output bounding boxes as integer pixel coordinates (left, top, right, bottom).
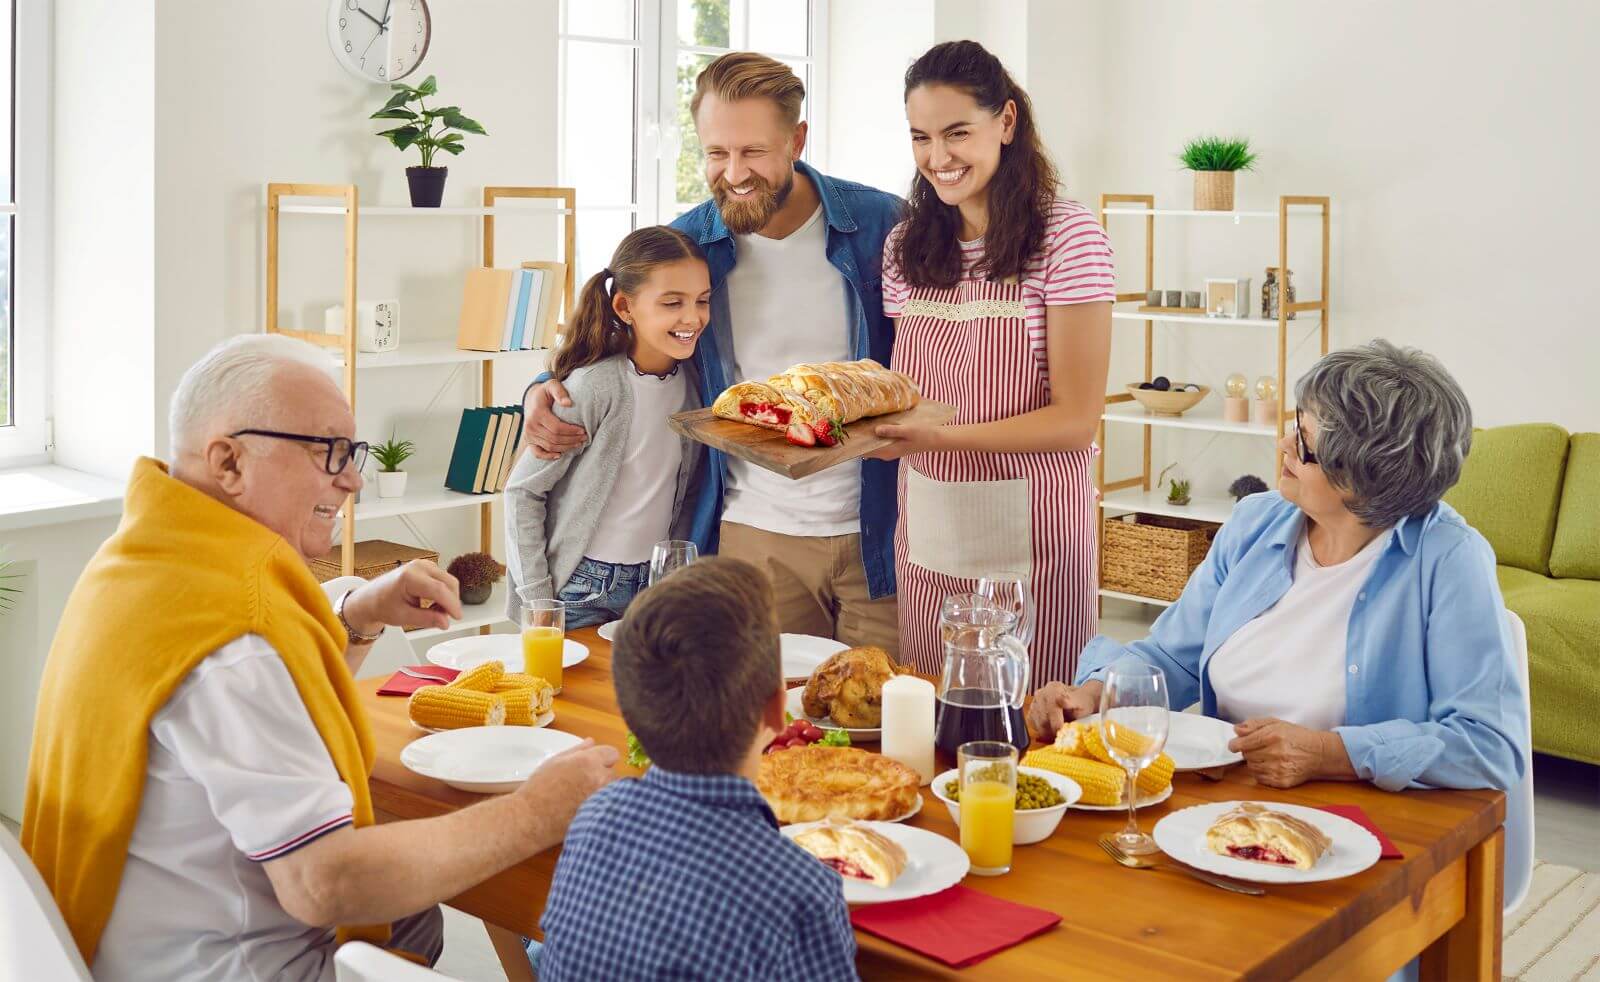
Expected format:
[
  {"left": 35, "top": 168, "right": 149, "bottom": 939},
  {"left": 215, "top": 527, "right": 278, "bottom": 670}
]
[
  {"left": 1095, "top": 192, "right": 1331, "bottom": 608},
  {"left": 266, "top": 182, "right": 576, "bottom": 643}
]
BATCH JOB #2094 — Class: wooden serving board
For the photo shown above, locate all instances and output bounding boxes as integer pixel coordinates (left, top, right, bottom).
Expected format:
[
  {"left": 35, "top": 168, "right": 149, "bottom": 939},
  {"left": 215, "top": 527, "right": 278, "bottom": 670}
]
[{"left": 668, "top": 400, "right": 958, "bottom": 479}]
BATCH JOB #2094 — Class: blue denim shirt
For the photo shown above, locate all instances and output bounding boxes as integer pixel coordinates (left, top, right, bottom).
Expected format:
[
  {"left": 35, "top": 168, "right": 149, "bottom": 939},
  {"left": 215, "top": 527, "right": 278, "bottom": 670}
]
[
  {"left": 1077, "top": 491, "right": 1529, "bottom": 798},
  {"left": 670, "top": 160, "right": 906, "bottom": 598}
]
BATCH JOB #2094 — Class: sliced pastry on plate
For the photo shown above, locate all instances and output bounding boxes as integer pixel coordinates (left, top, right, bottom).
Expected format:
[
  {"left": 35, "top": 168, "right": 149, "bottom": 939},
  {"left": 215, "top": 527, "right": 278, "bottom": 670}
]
[
  {"left": 1206, "top": 802, "right": 1333, "bottom": 869},
  {"left": 793, "top": 820, "right": 908, "bottom": 887}
]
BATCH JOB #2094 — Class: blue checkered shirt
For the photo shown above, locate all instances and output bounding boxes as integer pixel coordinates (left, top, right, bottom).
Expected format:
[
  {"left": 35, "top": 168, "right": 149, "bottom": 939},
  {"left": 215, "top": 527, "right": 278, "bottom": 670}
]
[{"left": 537, "top": 767, "right": 860, "bottom": 981}]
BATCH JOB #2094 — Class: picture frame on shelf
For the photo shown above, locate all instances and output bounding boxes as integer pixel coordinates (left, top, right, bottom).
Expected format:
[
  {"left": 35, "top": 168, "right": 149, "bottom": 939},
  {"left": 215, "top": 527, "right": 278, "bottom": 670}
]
[{"left": 1204, "top": 277, "right": 1252, "bottom": 319}]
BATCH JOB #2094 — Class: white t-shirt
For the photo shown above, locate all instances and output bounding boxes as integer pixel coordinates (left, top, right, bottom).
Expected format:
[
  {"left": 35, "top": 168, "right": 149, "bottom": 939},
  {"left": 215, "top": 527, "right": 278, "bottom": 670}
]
[
  {"left": 586, "top": 363, "right": 687, "bottom": 564},
  {"left": 93, "top": 635, "right": 356, "bottom": 982},
  {"left": 721, "top": 204, "right": 860, "bottom": 536},
  {"left": 1209, "top": 526, "right": 1390, "bottom": 732}
]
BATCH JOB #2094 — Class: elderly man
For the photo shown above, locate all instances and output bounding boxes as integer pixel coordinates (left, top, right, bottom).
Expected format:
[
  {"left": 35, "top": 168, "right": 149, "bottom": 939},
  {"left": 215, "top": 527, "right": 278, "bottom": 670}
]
[{"left": 22, "top": 335, "right": 617, "bottom": 980}]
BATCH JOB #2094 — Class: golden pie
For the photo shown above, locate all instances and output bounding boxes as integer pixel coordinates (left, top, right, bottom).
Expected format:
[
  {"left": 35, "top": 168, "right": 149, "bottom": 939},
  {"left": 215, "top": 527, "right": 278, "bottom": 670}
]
[
  {"left": 792, "top": 819, "right": 908, "bottom": 887},
  {"left": 711, "top": 359, "right": 919, "bottom": 431},
  {"left": 757, "top": 746, "right": 921, "bottom": 824},
  {"left": 1206, "top": 803, "right": 1332, "bottom": 869}
]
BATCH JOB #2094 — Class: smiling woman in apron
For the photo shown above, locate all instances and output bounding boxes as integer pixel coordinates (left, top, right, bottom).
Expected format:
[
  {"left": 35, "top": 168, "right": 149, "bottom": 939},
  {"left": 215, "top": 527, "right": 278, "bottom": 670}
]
[{"left": 869, "top": 41, "right": 1114, "bottom": 689}]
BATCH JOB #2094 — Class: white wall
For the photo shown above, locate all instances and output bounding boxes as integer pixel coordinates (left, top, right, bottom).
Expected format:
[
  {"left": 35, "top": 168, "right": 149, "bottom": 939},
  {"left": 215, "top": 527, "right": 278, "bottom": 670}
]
[{"left": 824, "top": 0, "right": 931, "bottom": 193}]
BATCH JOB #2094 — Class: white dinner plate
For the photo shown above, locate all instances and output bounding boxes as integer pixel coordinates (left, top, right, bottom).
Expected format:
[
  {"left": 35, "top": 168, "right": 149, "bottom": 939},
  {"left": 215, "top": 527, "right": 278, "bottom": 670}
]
[
  {"left": 425, "top": 634, "right": 590, "bottom": 673},
  {"left": 400, "top": 725, "right": 584, "bottom": 794},
  {"left": 414, "top": 710, "right": 555, "bottom": 735},
  {"left": 786, "top": 687, "right": 881, "bottom": 741},
  {"left": 597, "top": 620, "right": 620, "bottom": 642},
  {"left": 781, "top": 820, "right": 970, "bottom": 905},
  {"left": 1068, "top": 783, "right": 1173, "bottom": 812},
  {"left": 1075, "top": 712, "right": 1244, "bottom": 771},
  {"left": 781, "top": 633, "right": 849, "bottom": 680},
  {"left": 1152, "top": 800, "right": 1382, "bottom": 884}
]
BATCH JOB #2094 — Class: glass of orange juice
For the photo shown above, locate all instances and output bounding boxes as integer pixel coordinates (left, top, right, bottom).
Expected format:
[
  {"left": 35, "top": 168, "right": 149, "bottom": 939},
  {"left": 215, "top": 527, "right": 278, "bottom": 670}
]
[
  {"left": 521, "top": 599, "right": 566, "bottom": 695},
  {"left": 958, "top": 741, "right": 1016, "bottom": 875}
]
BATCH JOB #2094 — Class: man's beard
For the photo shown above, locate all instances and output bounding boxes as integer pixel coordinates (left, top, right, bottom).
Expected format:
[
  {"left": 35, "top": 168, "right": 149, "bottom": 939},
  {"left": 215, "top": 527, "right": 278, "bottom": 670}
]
[{"left": 712, "top": 167, "right": 794, "bottom": 235}]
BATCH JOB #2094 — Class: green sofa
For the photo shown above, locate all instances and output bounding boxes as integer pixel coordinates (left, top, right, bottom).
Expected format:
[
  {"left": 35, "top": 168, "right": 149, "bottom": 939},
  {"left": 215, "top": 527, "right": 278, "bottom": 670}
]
[{"left": 1443, "top": 423, "right": 1600, "bottom": 765}]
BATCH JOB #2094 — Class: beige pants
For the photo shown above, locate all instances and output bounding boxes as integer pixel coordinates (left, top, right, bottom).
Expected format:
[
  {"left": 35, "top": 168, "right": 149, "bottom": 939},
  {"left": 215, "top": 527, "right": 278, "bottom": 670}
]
[{"left": 719, "top": 521, "right": 900, "bottom": 656}]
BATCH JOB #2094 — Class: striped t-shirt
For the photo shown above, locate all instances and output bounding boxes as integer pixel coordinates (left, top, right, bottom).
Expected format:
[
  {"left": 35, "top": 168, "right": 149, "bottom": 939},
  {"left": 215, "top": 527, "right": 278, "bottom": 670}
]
[{"left": 881, "top": 197, "right": 1116, "bottom": 377}]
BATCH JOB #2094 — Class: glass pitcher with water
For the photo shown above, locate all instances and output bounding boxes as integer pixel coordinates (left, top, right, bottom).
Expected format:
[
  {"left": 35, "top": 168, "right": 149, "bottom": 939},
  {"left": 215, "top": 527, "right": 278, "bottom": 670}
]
[{"left": 935, "top": 594, "right": 1032, "bottom": 757}]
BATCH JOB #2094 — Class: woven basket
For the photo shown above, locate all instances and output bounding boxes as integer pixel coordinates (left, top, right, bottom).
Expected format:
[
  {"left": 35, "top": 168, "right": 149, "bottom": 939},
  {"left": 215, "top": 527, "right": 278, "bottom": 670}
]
[
  {"left": 1101, "top": 513, "right": 1219, "bottom": 602},
  {"left": 310, "top": 539, "right": 439, "bottom": 583},
  {"left": 1193, "top": 170, "right": 1236, "bottom": 211}
]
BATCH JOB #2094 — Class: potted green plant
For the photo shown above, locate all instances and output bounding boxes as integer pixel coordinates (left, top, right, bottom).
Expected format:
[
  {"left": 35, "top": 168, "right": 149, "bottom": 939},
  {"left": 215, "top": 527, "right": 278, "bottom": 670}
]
[
  {"left": 1178, "top": 136, "right": 1258, "bottom": 211},
  {"left": 371, "top": 75, "right": 487, "bottom": 208},
  {"left": 371, "top": 435, "right": 416, "bottom": 498},
  {"left": 1158, "top": 463, "right": 1191, "bottom": 507},
  {"left": 0, "top": 550, "right": 22, "bottom": 616},
  {"left": 447, "top": 551, "right": 505, "bottom": 606}
]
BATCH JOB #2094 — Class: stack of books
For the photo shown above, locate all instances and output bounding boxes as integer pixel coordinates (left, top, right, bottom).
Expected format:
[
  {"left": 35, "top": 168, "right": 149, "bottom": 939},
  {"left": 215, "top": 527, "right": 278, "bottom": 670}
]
[
  {"left": 457, "top": 261, "right": 566, "bottom": 353},
  {"left": 445, "top": 405, "right": 526, "bottom": 494}
]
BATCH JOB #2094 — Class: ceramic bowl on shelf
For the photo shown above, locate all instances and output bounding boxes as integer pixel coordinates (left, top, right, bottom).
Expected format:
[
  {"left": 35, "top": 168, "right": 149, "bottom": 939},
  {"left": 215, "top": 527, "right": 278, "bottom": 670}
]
[{"left": 1126, "top": 383, "right": 1210, "bottom": 417}]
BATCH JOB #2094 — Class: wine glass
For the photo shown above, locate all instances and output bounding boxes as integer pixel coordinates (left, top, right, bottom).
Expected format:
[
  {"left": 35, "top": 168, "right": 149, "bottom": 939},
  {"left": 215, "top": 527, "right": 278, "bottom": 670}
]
[
  {"left": 648, "top": 540, "right": 698, "bottom": 587},
  {"left": 1099, "top": 660, "right": 1170, "bottom": 855},
  {"left": 975, "top": 574, "right": 1035, "bottom": 649}
]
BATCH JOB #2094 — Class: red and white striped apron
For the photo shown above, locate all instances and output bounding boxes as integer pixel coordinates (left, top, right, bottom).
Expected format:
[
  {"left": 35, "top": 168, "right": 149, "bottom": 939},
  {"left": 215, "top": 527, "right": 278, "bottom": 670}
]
[{"left": 892, "top": 276, "right": 1099, "bottom": 690}]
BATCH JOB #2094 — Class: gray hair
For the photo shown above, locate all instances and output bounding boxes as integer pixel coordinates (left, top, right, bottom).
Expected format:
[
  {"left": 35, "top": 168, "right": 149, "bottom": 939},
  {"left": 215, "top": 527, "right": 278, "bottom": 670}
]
[
  {"left": 168, "top": 334, "right": 338, "bottom": 456},
  {"left": 1295, "top": 339, "right": 1473, "bottom": 528}
]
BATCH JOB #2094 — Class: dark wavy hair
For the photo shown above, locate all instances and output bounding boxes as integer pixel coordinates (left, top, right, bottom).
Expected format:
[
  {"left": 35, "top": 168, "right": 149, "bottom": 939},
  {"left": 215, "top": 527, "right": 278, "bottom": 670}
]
[{"left": 893, "top": 40, "right": 1058, "bottom": 289}]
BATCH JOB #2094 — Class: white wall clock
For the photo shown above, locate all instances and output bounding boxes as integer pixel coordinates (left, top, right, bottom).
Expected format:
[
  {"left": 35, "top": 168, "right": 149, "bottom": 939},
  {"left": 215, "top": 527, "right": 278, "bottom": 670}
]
[{"left": 328, "top": 0, "right": 432, "bottom": 84}]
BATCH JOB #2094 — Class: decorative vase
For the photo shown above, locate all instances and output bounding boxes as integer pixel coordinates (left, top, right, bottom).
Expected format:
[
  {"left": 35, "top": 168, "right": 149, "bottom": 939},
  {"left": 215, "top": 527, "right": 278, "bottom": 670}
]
[
  {"left": 460, "top": 582, "right": 492, "bottom": 605},
  {"left": 1193, "top": 170, "right": 1236, "bottom": 211},
  {"left": 376, "top": 470, "right": 408, "bottom": 498},
  {"left": 406, "top": 166, "right": 448, "bottom": 208}
]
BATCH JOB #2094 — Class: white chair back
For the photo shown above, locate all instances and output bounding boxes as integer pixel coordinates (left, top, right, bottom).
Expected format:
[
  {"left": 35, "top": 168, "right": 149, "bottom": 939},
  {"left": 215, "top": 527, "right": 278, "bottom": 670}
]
[
  {"left": 1504, "top": 609, "right": 1535, "bottom": 914},
  {"left": 334, "top": 941, "right": 459, "bottom": 981},
  {"left": 1, "top": 826, "right": 93, "bottom": 982},
  {"left": 320, "top": 575, "right": 420, "bottom": 679}
]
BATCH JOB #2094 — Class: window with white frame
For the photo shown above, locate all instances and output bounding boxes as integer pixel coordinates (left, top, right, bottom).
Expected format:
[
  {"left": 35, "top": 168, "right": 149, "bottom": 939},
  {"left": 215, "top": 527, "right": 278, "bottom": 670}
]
[
  {"left": 0, "top": 0, "right": 49, "bottom": 465},
  {"left": 558, "top": 0, "right": 825, "bottom": 283}
]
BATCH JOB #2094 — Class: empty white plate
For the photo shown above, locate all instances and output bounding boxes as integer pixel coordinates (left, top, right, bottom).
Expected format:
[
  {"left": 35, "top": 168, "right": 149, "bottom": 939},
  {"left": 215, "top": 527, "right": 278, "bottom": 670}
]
[
  {"left": 1075, "top": 711, "right": 1244, "bottom": 771},
  {"left": 597, "top": 620, "right": 620, "bottom": 642},
  {"left": 426, "top": 634, "right": 590, "bottom": 673},
  {"left": 781, "top": 633, "right": 849, "bottom": 680},
  {"left": 400, "top": 726, "right": 584, "bottom": 794}
]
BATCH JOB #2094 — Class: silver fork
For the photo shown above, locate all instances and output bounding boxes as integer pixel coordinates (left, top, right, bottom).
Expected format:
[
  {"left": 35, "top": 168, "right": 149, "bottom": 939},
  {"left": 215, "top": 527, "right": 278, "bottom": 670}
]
[
  {"left": 397, "top": 666, "right": 451, "bottom": 683},
  {"left": 1097, "top": 834, "right": 1265, "bottom": 896}
]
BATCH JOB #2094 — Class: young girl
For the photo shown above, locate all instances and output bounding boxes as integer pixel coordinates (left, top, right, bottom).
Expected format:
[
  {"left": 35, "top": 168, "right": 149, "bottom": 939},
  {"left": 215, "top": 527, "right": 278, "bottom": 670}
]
[
  {"left": 870, "top": 40, "right": 1115, "bottom": 689},
  {"left": 505, "top": 226, "right": 710, "bottom": 629}
]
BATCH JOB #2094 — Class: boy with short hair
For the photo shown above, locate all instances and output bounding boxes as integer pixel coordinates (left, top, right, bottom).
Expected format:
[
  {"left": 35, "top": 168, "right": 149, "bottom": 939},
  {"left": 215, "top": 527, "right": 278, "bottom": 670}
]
[{"left": 536, "top": 556, "right": 859, "bottom": 980}]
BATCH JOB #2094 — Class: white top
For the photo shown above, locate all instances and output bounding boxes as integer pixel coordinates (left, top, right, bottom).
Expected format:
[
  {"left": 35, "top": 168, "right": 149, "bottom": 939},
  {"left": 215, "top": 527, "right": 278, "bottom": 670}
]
[
  {"left": 721, "top": 204, "right": 860, "bottom": 537},
  {"left": 585, "top": 364, "right": 688, "bottom": 564},
  {"left": 1209, "top": 526, "right": 1390, "bottom": 732},
  {"left": 93, "top": 635, "right": 355, "bottom": 982}
]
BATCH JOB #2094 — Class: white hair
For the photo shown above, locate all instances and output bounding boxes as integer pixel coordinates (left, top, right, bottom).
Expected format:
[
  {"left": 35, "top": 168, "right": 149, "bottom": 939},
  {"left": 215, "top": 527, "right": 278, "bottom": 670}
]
[{"left": 168, "top": 334, "right": 339, "bottom": 455}]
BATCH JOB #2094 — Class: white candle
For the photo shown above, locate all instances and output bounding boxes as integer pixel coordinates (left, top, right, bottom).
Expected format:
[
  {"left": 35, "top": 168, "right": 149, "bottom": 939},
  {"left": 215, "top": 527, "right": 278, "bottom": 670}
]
[{"left": 880, "top": 675, "right": 936, "bottom": 785}]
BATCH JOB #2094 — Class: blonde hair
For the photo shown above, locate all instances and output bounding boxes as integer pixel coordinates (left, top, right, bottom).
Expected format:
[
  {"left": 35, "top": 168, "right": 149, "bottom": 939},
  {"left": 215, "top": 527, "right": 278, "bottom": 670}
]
[{"left": 690, "top": 52, "right": 805, "bottom": 127}]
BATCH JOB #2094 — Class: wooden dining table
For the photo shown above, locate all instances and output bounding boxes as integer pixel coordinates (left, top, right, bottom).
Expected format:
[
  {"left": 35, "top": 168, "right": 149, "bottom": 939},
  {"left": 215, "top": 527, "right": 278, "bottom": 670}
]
[{"left": 362, "top": 627, "right": 1505, "bottom": 980}]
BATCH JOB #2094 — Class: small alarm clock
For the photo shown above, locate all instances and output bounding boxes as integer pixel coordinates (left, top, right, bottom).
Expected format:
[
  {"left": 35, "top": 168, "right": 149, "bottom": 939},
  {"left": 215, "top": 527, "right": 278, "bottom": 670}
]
[{"left": 324, "top": 300, "right": 399, "bottom": 353}]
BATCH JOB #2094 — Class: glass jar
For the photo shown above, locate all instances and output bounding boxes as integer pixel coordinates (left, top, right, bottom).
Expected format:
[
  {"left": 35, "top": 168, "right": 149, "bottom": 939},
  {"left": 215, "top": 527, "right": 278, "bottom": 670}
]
[{"left": 1263, "top": 267, "right": 1297, "bottom": 321}]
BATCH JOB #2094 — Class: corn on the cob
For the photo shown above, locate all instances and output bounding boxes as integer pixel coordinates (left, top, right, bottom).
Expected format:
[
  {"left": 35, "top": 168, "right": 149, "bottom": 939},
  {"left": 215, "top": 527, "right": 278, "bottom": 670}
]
[
  {"left": 491, "top": 672, "right": 544, "bottom": 692},
  {"left": 1022, "top": 748, "right": 1126, "bottom": 806},
  {"left": 409, "top": 687, "right": 505, "bottom": 729},
  {"left": 495, "top": 681, "right": 554, "bottom": 725},
  {"left": 450, "top": 661, "right": 506, "bottom": 692},
  {"left": 1078, "top": 723, "right": 1176, "bottom": 795}
]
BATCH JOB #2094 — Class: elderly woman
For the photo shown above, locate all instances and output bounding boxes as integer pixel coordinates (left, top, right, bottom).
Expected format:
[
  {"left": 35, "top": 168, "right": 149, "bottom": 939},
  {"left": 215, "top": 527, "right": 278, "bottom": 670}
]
[{"left": 1030, "top": 341, "right": 1528, "bottom": 809}]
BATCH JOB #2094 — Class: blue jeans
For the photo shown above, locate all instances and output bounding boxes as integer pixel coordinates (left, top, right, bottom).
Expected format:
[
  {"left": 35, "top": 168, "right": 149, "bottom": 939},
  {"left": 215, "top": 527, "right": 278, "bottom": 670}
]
[{"left": 557, "top": 557, "right": 648, "bottom": 628}]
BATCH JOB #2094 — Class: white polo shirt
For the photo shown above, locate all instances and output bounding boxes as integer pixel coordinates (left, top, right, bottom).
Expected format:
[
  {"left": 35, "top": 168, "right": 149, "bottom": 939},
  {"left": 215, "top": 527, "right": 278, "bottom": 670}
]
[{"left": 92, "top": 635, "right": 356, "bottom": 982}]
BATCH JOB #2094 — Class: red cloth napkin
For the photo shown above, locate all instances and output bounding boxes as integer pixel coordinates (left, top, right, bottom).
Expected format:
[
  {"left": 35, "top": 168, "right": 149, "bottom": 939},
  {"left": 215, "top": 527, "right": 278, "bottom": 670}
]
[
  {"left": 1319, "top": 804, "right": 1403, "bottom": 859},
  {"left": 850, "top": 885, "right": 1061, "bottom": 968},
  {"left": 377, "top": 666, "right": 459, "bottom": 696}
]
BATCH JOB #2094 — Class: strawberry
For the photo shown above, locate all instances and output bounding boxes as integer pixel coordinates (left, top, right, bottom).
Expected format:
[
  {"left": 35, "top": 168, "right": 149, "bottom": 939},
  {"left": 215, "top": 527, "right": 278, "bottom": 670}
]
[
  {"left": 811, "top": 418, "right": 847, "bottom": 447},
  {"left": 784, "top": 421, "right": 817, "bottom": 447}
]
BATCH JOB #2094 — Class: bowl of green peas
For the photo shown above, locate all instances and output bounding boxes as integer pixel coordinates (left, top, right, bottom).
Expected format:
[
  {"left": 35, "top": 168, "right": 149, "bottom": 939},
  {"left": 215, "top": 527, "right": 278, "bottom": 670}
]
[{"left": 930, "top": 766, "right": 1082, "bottom": 844}]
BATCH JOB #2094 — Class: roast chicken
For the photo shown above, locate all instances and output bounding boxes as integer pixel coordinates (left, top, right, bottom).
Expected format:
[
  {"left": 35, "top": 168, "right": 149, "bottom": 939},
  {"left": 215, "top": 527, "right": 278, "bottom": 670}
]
[{"left": 802, "top": 646, "right": 908, "bottom": 729}]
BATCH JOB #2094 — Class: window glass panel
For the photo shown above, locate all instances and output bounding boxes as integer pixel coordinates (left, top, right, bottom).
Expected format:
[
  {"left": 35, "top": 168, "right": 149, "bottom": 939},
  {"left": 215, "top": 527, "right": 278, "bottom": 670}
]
[
  {"left": 1, "top": 220, "right": 10, "bottom": 427},
  {"left": 678, "top": 0, "right": 729, "bottom": 49},
  {"left": 675, "top": 52, "right": 714, "bottom": 211},
  {"left": 1, "top": 0, "right": 13, "bottom": 429},
  {"left": 747, "top": 0, "right": 808, "bottom": 56},
  {"left": 563, "top": 0, "right": 634, "bottom": 40},
  {"left": 573, "top": 209, "right": 636, "bottom": 298},
  {"left": 563, "top": 41, "right": 637, "bottom": 207}
]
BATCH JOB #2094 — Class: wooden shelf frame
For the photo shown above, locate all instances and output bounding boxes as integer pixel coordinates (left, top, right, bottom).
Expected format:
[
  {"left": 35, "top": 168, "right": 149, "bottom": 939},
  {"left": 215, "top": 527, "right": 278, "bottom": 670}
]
[
  {"left": 265, "top": 183, "right": 577, "bottom": 586},
  {"left": 1094, "top": 192, "right": 1332, "bottom": 607}
]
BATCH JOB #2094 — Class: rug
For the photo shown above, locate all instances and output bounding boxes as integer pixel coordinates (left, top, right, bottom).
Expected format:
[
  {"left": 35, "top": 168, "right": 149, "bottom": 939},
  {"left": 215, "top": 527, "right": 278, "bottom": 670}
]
[{"left": 1504, "top": 861, "right": 1600, "bottom": 980}]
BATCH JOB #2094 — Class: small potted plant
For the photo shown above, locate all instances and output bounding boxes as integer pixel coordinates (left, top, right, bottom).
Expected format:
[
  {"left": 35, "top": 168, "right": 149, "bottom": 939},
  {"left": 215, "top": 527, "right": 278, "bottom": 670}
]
[
  {"left": 371, "top": 75, "right": 488, "bottom": 208},
  {"left": 1178, "top": 136, "right": 1258, "bottom": 211},
  {"left": 370, "top": 435, "right": 416, "bottom": 498},
  {"left": 1229, "top": 474, "right": 1269, "bottom": 501},
  {"left": 447, "top": 551, "right": 505, "bottom": 605},
  {"left": 0, "top": 550, "right": 23, "bottom": 616},
  {"left": 1158, "top": 463, "right": 1191, "bottom": 507}
]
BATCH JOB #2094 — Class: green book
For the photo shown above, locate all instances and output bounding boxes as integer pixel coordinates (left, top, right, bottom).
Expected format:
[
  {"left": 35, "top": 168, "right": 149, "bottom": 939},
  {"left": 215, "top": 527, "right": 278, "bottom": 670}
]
[{"left": 445, "top": 408, "right": 494, "bottom": 493}]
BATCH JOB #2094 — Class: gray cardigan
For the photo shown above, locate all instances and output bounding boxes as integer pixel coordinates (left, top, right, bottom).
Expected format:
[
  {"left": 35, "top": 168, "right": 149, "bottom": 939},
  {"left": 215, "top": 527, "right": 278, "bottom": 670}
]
[{"left": 503, "top": 354, "right": 702, "bottom": 623}]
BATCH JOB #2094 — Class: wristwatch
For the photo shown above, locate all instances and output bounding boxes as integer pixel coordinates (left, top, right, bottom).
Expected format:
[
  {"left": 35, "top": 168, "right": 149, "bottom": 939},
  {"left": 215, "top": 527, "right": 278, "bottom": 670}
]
[{"left": 334, "top": 589, "right": 382, "bottom": 645}]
